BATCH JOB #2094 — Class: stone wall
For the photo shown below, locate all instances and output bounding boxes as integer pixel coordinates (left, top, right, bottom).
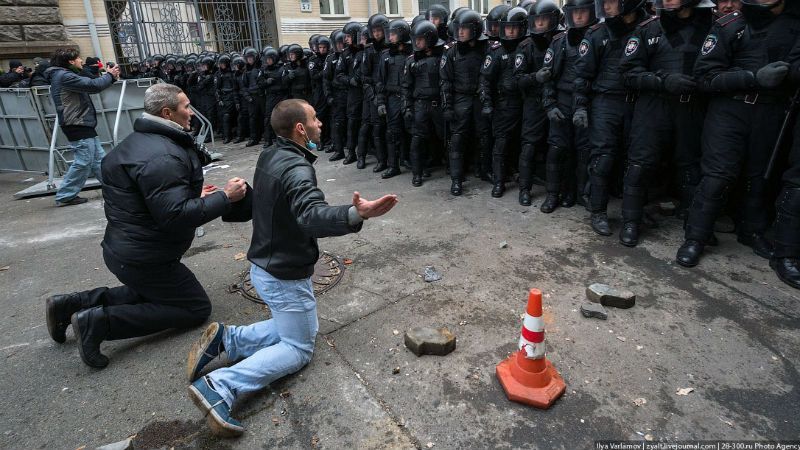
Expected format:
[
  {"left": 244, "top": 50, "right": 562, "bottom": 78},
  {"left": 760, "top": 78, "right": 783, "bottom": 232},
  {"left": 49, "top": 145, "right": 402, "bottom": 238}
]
[{"left": 0, "top": 0, "right": 74, "bottom": 68}]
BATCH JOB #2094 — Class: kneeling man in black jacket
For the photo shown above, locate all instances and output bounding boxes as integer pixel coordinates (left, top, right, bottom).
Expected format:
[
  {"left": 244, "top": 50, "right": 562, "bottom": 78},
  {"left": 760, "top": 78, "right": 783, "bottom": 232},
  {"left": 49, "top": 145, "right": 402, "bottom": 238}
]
[
  {"left": 45, "top": 83, "right": 248, "bottom": 369},
  {"left": 185, "top": 99, "right": 398, "bottom": 437}
]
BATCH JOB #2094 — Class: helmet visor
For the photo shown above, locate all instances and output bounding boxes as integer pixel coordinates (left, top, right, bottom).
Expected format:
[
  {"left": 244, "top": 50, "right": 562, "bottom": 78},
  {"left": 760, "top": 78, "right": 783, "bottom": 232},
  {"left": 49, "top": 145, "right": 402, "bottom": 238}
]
[
  {"left": 485, "top": 18, "right": 502, "bottom": 38},
  {"left": 596, "top": 0, "right": 622, "bottom": 18},
  {"left": 528, "top": 12, "right": 558, "bottom": 34},
  {"left": 413, "top": 35, "right": 430, "bottom": 51},
  {"left": 457, "top": 23, "right": 477, "bottom": 42},
  {"left": 564, "top": 4, "right": 597, "bottom": 27},
  {"left": 499, "top": 20, "right": 526, "bottom": 40},
  {"left": 654, "top": 0, "right": 692, "bottom": 9}
]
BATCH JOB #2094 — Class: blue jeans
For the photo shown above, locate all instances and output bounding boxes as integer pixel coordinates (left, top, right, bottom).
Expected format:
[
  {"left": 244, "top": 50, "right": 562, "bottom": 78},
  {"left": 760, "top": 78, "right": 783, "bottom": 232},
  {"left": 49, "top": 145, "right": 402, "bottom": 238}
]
[
  {"left": 207, "top": 264, "right": 318, "bottom": 407},
  {"left": 55, "top": 136, "right": 105, "bottom": 203}
]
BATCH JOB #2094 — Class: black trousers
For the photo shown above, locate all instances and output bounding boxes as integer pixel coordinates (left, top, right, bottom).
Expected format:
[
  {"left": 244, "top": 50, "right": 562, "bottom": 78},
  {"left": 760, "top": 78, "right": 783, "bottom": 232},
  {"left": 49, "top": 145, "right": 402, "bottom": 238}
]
[
  {"left": 588, "top": 93, "right": 635, "bottom": 214},
  {"left": 410, "top": 98, "right": 444, "bottom": 176},
  {"left": 491, "top": 96, "right": 523, "bottom": 183},
  {"left": 449, "top": 93, "right": 492, "bottom": 181},
  {"left": 685, "top": 97, "right": 787, "bottom": 242},
  {"left": 385, "top": 93, "right": 405, "bottom": 169},
  {"left": 518, "top": 94, "right": 548, "bottom": 191},
  {"left": 547, "top": 90, "right": 590, "bottom": 197},
  {"left": 81, "top": 248, "right": 212, "bottom": 340},
  {"left": 770, "top": 117, "right": 800, "bottom": 258},
  {"left": 248, "top": 95, "right": 266, "bottom": 142},
  {"left": 237, "top": 99, "right": 250, "bottom": 139}
]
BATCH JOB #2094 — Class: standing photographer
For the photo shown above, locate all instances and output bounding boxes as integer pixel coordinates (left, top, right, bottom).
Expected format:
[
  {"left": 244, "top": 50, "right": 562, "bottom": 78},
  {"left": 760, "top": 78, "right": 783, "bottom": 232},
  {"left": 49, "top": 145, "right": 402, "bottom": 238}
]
[
  {"left": 44, "top": 48, "right": 120, "bottom": 206},
  {"left": 0, "top": 60, "right": 25, "bottom": 87}
]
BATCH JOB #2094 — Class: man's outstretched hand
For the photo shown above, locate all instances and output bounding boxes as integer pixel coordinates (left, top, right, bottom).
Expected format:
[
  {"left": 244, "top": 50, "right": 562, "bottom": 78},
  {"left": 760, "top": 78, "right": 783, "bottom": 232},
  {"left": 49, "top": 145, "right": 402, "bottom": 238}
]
[{"left": 353, "top": 191, "right": 398, "bottom": 219}]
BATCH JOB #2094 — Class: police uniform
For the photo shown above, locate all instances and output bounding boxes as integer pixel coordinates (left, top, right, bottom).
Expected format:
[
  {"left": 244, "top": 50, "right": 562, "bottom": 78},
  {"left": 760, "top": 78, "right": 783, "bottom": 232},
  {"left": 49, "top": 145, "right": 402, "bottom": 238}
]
[
  {"left": 335, "top": 45, "right": 364, "bottom": 163},
  {"left": 376, "top": 43, "right": 413, "bottom": 177},
  {"left": 360, "top": 39, "right": 388, "bottom": 170}
]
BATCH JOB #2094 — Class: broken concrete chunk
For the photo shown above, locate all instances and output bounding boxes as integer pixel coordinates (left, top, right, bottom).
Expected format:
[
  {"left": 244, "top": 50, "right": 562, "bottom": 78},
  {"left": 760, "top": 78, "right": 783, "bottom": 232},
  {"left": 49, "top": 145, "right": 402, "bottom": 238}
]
[
  {"left": 404, "top": 327, "right": 456, "bottom": 356},
  {"left": 580, "top": 302, "right": 608, "bottom": 320},
  {"left": 586, "top": 283, "right": 636, "bottom": 309},
  {"left": 423, "top": 266, "right": 442, "bottom": 282}
]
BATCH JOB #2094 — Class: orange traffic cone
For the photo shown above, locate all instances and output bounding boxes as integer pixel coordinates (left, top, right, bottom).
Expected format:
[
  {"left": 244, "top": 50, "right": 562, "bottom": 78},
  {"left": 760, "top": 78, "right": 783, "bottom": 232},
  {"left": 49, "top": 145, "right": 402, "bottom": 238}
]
[{"left": 496, "top": 288, "right": 566, "bottom": 409}]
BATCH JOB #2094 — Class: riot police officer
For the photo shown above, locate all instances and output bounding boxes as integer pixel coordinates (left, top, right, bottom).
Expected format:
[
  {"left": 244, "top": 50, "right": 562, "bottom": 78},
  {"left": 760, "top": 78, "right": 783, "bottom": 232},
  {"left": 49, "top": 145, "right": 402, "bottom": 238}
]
[
  {"left": 283, "top": 44, "right": 311, "bottom": 102},
  {"left": 441, "top": 9, "right": 492, "bottom": 196},
  {"left": 243, "top": 48, "right": 264, "bottom": 147},
  {"left": 575, "top": 0, "right": 650, "bottom": 235},
  {"left": 335, "top": 22, "right": 366, "bottom": 165},
  {"left": 215, "top": 54, "right": 239, "bottom": 144},
  {"left": 326, "top": 31, "right": 349, "bottom": 160},
  {"left": 404, "top": 20, "right": 446, "bottom": 187},
  {"left": 515, "top": 0, "right": 562, "bottom": 207},
  {"left": 676, "top": 0, "right": 800, "bottom": 267},
  {"left": 426, "top": 4, "right": 450, "bottom": 42},
  {"left": 233, "top": 54, "right": 249, "bottom": 143},
  {"left": 377, "top": 19, "right": 414, "bottom": 179},
  {"left": 480, "top": 6, "right": 529, "bottom": 198},
  {"left": 359, "top": 13, "right": 390, "bottom": 171},
  {"left": 194, "top": 56, "right": 218, "bottom": 140},
  {"left": 262, "top": 47, "right": 288, "bottom": 147},
  {"left": 618, "top": 0, "right": 715, "bottom": 246},
  {"left": 540, "top": 0, "right": 598, "bottom": 213},
  {"left": 485, "top": 5, "right": 512, "bottom": 44},
  {"left": 310, "top": 37, "right": 331, "bottom": 151}
]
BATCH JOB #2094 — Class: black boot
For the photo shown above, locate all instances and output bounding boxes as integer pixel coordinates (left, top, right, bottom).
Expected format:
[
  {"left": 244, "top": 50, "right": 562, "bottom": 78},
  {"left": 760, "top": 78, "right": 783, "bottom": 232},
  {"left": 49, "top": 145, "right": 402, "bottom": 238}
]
[
  {"left": 71, "top": 307, "right": 110, "bottom": 368},
  {"left": 382, "top": 167, "right": 400, "bottom": 179},
  {"left": 234, "top": 137, "right": 246, "bottom": 144},
  {"left": 519, "top": 190, "right": 532, "bottom": 206},
  {"left": 451, "top": 180, "right": 463, "bottom": 196},
  {"left": 737, "top": 233, "right": 774, "bottom": 259},
  {"left": 46, "top": 293, "right": 83, "bottom": 343},
  {"left": 491, "top": 181, "right": 504, "bottom": 198},
  {"left": 412, "top": 175, "right": 423, "bottom": 187},
  {"left": 561, "top": 192, "right": 576, "bottom": 208},
  {"left": 591, "top": 213, "right": 612, "bottom": 236},
  {"left": 342, "top": 148, "right": 357, "bottom": 165},
  {"left": 540, "top": 193, "right": 559, "bottom": 213},
  {"left": 619, "top": 222, "right": 639, "bottom": 247},
  {"left": 676, "top": 239, "right": 705, "bottom": 267},
  {"left": 373, "top": 162, "right": 387, "bottom": 173},
  {"left": 223, "top": 137, "right": 233, "bottom": 144},
  {"left": 245, "top": 140, "right": 259, "bottom": 147},
  {"left": 329, "top": 151, "right": 345, "bottom": 162},
  {"left": 356, "top": 158, "right": 366, "bottom": 169},
  {"left": 770, "top": 258, "right": 800, "bottom": 290}
]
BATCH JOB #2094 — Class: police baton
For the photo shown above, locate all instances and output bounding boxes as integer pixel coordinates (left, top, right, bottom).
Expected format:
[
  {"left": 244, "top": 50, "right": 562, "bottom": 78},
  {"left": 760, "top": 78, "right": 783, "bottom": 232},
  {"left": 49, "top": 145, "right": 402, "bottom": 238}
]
[{"left": 764, "top": 88, "right": 800, "bottom": 180}]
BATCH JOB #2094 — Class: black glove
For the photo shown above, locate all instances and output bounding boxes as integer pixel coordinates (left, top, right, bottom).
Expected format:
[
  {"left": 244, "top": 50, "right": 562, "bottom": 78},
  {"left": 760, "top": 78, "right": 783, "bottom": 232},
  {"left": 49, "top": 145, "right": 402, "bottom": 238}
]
[
  {"left": 286, "top": 70, "right": 296, "bottom": 80},
  {"left": 756, "top": 61, "right": 790, "bottom": 88},
  {"left": 349, "top": 77, "right": 359, "bottom": 87},
  {"left": 235, "top": 103, "right": 240, "bottom": 111},
  {"left": 547, "top": 107, "right": 565, "bottom": 122},
  {"left": 443, "top": 108, "right": 454, "bottom": 122},
  {"left": 573, "top": 108, "right": 588, "bottom": 128},
  {"left": 535, "top": 68, "right": 552, "bottom": 84},
  {"left": 218, "top": 100, "right": 224, "bottom": 107},
  {"left": 481, "top": 105, "right": 493, "bottom": 117},
  {"left": 377, "top": 104, "right": 387, "bottom": 117},
  {"left": 266, "top": 77, "right": 274, "bottom": 85},
  {"left": 663, "top": 73, "right": 697, "bottom": 94},
  {"left": 403, "top": 108, "right": 413, "bottom": 122}
]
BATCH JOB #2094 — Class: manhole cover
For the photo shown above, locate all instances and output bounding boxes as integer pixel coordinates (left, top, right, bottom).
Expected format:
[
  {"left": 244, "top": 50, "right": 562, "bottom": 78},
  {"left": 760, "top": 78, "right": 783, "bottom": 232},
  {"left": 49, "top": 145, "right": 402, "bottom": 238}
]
[{"left": 228, "top": 252, "right": 345, "bottom": 304}]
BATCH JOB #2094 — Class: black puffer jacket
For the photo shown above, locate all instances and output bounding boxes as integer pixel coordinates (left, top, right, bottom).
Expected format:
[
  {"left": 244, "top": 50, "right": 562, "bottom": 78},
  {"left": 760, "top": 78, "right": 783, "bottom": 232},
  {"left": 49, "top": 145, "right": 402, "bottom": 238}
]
[
  {"left": 100, "top": 117, "right": 230, "bottom": 265},
  {"left": 247, "top": 136, "right": 362, "bottom": 280}
]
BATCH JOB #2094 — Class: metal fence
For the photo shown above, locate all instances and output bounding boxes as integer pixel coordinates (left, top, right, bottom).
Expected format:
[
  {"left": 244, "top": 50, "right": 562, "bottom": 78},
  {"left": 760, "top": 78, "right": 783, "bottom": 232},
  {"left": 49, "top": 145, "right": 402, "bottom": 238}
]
[{"left": 105, "top": 0, "right": 279, "bottom": 73}]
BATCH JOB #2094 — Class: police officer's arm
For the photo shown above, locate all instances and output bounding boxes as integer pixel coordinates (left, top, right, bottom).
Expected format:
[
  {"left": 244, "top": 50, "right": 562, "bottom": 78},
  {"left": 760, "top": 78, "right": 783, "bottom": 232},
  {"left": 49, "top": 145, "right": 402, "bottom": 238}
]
[
  {"left": 322, "top": 57, "right": 333, "bottom": 97},
  {"left": 376, "top": 52, "right": 388, "bottom": 108},
  {"left": 541, "top": 38, "right": 560, "bottom": 112},
  {"left": 573, "top": 30, "right": 601, "bottom": 109},
  {"left": 310, "top": 59, "right": 324, "bottom": 81},
  {"left": 440, "top": 48, "right": 455, "bottom": 111},
  {"left": 694, "top": 19, "right": 754, "bottom": 92},
  {"left": 197, "top": 72, "right": 214, "bottom": 90},
  {"left": 362, "top": 50, "right": 376, "bottom": 98},
  {"left": 787, "top": 37, "right": 800, "bottom": 85},
  {"left": 214, "top": 74, "right": 222, "bottom": 103},
  {"left": 479, "top": 48, "right": 498, "bottom": 109},
  {"left": 335, "top": 51, "right": 350, "bottom": 86},
  {"left": 401, "top": 56, "right": 415, "bottom": 113},
  {"left": 621, "top": 26, "right": 661, "bottom": 91},
  {"left": 514, "top": 43, "right": 535, "bottom": 91}
]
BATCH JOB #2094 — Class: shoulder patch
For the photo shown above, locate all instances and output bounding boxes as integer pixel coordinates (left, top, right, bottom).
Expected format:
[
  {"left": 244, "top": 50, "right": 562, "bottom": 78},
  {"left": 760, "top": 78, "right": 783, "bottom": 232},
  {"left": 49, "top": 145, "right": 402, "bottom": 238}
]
[
  {"left": 491, "top": 41, "right": 502, "bottom": 49},
  {"left": 484, "top": 55, "right": 493, "bottom": 69},
  {"left": 716, "top": 10, "right": 741, "bottom": 27},
  {"left": 543, "top": 48, "right": 554, "bottom": 65},
  {"left": 440, "top": 56, "right": 446, "bottom": 68},
  {"left": 514, "top": 54, "right": 524, "bottom": 69},
  {"left": 578, "top": 39, "right": 591, "bottom": 57},
  {"left": 308, "top": 61, "right": 315, "bottom": 70},
  {"left": 701, "top": 34, "right": 718, "bottom": 56},
  {"left": 624, "top": 37, "right": 640, "bottom": 57}
]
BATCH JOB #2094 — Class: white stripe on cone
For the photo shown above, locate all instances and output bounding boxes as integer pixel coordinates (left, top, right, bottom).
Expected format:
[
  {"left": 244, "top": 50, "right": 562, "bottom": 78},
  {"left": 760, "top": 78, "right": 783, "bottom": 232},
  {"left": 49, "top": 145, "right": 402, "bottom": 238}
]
[{"left": 519, "top": 312, "right": 546, "bottom": 359}]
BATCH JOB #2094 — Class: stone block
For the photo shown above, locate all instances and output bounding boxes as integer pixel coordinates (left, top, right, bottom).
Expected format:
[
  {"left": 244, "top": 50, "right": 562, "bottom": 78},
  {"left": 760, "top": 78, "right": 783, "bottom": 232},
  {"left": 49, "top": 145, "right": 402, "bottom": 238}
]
[
  {"left": 404, "top": 327, "right": 456, "bottom": 356},
  {"left": 23, "top": 24, "right": 65, "bottom": 41},
  {"left": 0, "top": 25, "right": 23, "bottom": 41},
  {"left": 0, "top": 7, "right": 61, "bottom": 24},
  {"left": 586, "top": 283, "right": 636, "bottom": 309},
  {"left": 16, "top": 0, "right": 60, "bottom": 6},
  {"left": 580, "top": 302, "right": 608, "bottom": 320}
]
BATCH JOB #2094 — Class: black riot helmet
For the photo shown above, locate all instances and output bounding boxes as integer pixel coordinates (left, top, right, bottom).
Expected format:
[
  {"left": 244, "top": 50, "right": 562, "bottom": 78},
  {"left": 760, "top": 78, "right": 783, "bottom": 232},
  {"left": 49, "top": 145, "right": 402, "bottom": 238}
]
[
  {"left": 309, "top": 34, "right": 321, "bottom": 52},
  {"left": 368, "top": 13, "right": 389, "bottom": 42},
  {"left": 456, "top": 9, "right": 488, "bottom": 42},
  {"left": 333, "top": 30, "right": 346, "bottom": 52},
  {"left": 175, "top": 57, "right": 186, "bottom": 70},
  {"left": 243, "top": 47, "right": 259, "bottom": 65},
  {"left": 386, "top": 18, "right": 412, "bottom": 45},
  {"left": 152, "top": 54, "right": 164, "bottom": 66},
  {"left": 200, "top": 56, "right": 214, "bottom": 71},
  {"left": 263, "top": 48, "right": 279, "bottom": 65},
  {"left": 261, "top": 45, "right": 273, "bottom": 56},
  {"left": 518, "top": 0, "right": 536, "bottom": 8},
  {"left": 317, "top": 36, "right": 331, "bottom": 54},
  {"left": 596, "top": 0, "right": 646, "bottom": 19},
  {"left": 287, "top": 44, "right": 304, "bottom": 62},
  {"left": 411, "top": 14, "right": 427, "bottom": 29},
  {"left": 232, "top": 55, "right": 246, "bottom": 70},
  {"left": 425, "top": 4, "right": 450, "bottom": 38},
  {"left": 278, "top": 44, "right": 289, "bottom": 62},
  {"left": 165, "top": 56, "right": 177, "bottom": 70},
  {"left": 563, "top": 0, "right": 598, "bottom": 28},
  {"left": 448, "top": 7, "right": 470, "bottom": 39},
  {"left": 217, "top": 54, "right": 231, "bottom": 69},
  {"left": 343, "top": 21, "right": 362, "bottom": 46},
  {"left": 185, "top": 57, "right": 196, "bottom": 70},
  {"left": 359, "top": 25, "right": 370, "bottom": 46},
  {"left": 411, "top": 19, "right": 444, "bottom": 51},
  {"left": 740, "top": 0, "right": 781, "bottom": 27},
  {"left": 500, "top": 6, "right": 529, "bottom": 40},
  {"left": 485, "top": 5, "right": 512, "bottom": 39},
  {"left": 529, "top": 0, "right": 563, "bottom": 35}
]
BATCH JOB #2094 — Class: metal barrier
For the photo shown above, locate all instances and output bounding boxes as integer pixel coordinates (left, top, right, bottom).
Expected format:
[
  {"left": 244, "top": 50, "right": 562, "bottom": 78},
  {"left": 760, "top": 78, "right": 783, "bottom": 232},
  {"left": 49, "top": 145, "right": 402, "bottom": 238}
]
[{"left": 0, "top": 88, "right": 52, "bottom": 173}]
